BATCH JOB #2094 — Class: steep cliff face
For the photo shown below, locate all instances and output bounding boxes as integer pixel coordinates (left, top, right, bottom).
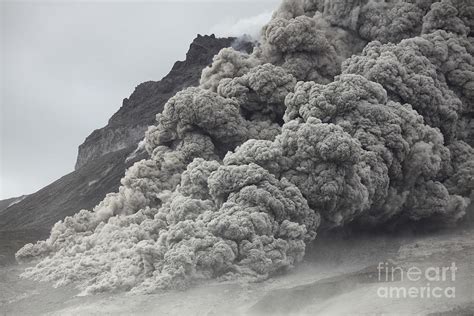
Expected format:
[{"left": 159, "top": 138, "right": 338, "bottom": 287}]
[
  {"left": 0, "top": 35, "right": 243, "bottom": 234},
  {"left": 75, "top": 34, "right": 240, "bottom": 170}
]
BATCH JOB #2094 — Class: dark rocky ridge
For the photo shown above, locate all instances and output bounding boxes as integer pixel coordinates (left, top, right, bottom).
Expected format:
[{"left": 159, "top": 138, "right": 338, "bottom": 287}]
[
  {"left": 0, "top": 34, "right": 244, "bottom": 235},
  {"left": 75, "top": 34, "right": 242, "bottom": 170}
]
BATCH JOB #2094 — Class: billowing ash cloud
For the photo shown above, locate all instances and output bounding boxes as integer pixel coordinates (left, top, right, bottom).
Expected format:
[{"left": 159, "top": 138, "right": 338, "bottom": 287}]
[{"left": 16, "top": 0, "right": 474, "bottom": 295}]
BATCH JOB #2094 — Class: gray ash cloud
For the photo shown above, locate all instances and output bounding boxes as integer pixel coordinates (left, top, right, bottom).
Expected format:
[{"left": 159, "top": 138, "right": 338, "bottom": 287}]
[{"left": 16, "top": 0, "right": 473, "bottom": 295}]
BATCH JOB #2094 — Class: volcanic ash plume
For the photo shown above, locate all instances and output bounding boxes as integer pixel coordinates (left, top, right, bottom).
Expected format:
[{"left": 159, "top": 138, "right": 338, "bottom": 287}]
[{"left": 16, "top": 0, "right": 474, "bottom": 294}]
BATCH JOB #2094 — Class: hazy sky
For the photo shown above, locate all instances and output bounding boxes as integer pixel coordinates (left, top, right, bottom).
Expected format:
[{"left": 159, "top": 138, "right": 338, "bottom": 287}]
[{"left": 0, "top": 0, "right": 280, "bottom": 199}]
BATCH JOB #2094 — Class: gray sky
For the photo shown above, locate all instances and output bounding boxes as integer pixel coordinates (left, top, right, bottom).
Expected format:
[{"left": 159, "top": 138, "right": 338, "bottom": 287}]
[{"left": 0, "top": 0, "right": 279, "bottom": 199}]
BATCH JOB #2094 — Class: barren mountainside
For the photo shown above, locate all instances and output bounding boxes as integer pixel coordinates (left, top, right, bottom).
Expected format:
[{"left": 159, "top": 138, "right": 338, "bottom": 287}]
[
  {"left": 0, "top": 34, "right": 241, "bottom": 234},
  {"left": 75, "top": 35, "right": 243, "bottom": 169}
]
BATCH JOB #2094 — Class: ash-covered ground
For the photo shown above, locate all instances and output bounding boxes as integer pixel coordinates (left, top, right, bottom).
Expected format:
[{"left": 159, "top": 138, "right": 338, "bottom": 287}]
[{"left": 2, "top": 221, "right": 473, "bottom": 315}]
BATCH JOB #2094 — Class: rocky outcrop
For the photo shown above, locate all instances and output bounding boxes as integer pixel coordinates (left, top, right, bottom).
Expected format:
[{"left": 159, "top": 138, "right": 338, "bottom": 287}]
[{"left": 75, "top": 34, "right": 241, "bottom": 169}]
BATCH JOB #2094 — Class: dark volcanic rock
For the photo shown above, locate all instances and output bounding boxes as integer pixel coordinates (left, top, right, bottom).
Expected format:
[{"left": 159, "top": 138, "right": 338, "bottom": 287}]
[{"left": 75, "top": 34, "right": 239, "bottom": 170}]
